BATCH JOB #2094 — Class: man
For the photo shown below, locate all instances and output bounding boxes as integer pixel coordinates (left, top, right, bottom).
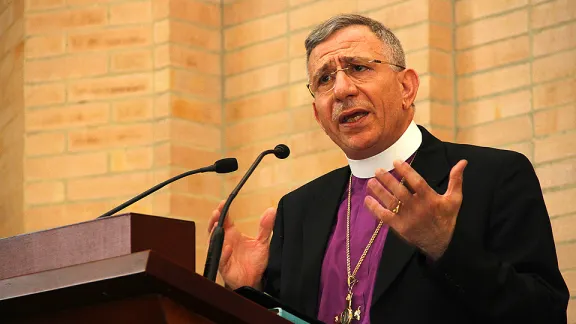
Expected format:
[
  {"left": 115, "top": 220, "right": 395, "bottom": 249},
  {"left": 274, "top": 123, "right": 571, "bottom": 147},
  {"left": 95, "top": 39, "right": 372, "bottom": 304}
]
[{"left": 208, "top": 14, "right": 569, "bottom": 323}]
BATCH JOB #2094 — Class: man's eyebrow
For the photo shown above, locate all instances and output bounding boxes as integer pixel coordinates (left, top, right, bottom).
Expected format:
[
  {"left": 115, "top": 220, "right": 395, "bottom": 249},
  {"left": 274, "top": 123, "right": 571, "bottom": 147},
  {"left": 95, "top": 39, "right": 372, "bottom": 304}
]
[{"left": 311, "top": 61, "right": 335, "bottom": 80}]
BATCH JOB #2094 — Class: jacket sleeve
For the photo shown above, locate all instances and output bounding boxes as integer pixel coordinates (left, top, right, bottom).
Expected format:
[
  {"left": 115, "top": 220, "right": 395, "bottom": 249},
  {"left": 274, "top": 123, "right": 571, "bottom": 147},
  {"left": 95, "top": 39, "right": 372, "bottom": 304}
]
[
  {"left": 262, "top": 196, "right": 284, "bottom": 298},
  {"left": 430, "top": 152, "right": 569, "bottom": 323}
]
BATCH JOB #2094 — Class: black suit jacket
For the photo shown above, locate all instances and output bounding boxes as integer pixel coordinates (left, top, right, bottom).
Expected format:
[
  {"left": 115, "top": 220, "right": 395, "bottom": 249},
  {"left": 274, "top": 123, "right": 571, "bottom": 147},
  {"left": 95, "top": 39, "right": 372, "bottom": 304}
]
[{"left": 262, "top": 126, "right": 569, "bottom": 324}]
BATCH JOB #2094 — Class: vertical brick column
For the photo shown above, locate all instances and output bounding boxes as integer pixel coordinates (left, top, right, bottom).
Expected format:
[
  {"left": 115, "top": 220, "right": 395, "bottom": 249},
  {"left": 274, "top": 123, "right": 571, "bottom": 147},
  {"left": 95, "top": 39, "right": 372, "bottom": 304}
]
[{"left": 0, "top": 0, "right": 24, "bottom": 237}]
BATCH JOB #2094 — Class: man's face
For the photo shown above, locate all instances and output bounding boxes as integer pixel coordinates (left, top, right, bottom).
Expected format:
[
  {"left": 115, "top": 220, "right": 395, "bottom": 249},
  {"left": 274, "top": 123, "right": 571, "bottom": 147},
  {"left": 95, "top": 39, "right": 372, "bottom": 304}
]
[{"left": 307, "top": 25, "right": 417, "bottom": 160}]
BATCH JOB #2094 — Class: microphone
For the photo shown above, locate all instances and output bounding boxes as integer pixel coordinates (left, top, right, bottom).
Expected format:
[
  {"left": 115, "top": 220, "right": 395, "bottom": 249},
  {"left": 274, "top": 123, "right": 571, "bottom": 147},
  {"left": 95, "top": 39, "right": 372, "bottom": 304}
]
[
  {"left": 97, "top": 158, "right": 238, "bottom": 218},
  {"left": 203, "top": 144, "right": 290, "bottom": 282}
]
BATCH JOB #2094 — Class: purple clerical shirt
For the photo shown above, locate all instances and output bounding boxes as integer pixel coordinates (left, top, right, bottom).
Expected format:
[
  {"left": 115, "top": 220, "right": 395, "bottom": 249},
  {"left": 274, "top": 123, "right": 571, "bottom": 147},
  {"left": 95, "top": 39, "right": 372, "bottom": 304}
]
[{"left": 317, "top": 169, "right": 405, "bottom": 324}]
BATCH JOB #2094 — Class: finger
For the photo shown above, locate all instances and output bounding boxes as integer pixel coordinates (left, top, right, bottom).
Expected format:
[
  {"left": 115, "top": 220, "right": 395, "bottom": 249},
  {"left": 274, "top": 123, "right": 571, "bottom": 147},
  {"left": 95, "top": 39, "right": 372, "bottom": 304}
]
[
  {"left": 445, "top": 160, "right": 467, "bottom": 197},
  {"left": 364, "top": 195, "right": 397, "bottom": 226},
  {"left": 374, "top": 168, "right": 411, "bottom": 202},
  {"left": 366, "top": 177, "right": 399, "bottom": 210},
  {"left": 207, "top": 200, "right": 226, "bottom": 233},
  {"left": 392, "top": 160, "right": 434, "bottom": 198},
  {"left": 256, "top": 207, "right": 276, "bottom": 244}
]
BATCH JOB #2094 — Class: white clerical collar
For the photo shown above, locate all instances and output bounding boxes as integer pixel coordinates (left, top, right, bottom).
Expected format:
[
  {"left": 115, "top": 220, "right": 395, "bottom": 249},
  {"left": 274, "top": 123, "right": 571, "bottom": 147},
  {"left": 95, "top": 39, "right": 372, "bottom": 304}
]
[{"left": 347, "top": 121, "right": 422, "bottom": 178}]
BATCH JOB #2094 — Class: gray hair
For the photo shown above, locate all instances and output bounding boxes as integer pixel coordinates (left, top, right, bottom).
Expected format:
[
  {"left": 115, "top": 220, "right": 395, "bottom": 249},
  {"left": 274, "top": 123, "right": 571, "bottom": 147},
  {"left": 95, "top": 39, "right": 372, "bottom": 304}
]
[{"left": 305, "top": 14, "right": 406, "bottom": 72}]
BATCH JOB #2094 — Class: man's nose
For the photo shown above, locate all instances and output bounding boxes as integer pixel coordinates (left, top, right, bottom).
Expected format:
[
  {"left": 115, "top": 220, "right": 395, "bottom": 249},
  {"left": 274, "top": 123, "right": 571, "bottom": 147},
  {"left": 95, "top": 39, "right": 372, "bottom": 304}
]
[{"left": 332, "top": 69, "right": 359, "bottom": 100}]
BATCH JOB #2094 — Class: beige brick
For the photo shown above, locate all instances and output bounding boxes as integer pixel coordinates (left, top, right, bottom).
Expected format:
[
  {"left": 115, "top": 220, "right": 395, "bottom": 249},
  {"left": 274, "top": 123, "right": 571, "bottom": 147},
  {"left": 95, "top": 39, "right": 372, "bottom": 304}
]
[
  {"left": 225, "top": 111, "right": 292, "bottom": 149},
  {"left": 67, "top": 172, "right": 154, "bottom": 201},
  {"left": 170, "top": 194, "right": 219, "bottom": 220},
  {"left": 26, "top": 0, "right": 65, "bottom": 10},
  {"left": 357, "top": 0, "right": 404, "bottom": 11},
  {"left": 456, "top": 0, "right": 528, "bottom": 24},
  {"left": 67, "top": 0, "right": 115, "bottom": 5},
  {"left": 25, "top": 54, "right": 108, "bottom": 82},
  {"left": 68, "top": 26, "right": 151, "bottom": 52},
  {"left": 26, "top": 103, "right": 109, "bottom": 131},
  {"left": 289, "top": 0, "right": 315, "bottom": 7},
  {"left": 429, "top": 102, "right": 455, "bottom": 127},
  {"left": 289, "top": 0, "right": 357, "bottom": 31},
  {"left": 551, "top": 215, "right": 576, "bottom": 243},
  {"left": 111, "top": 49, "right": 152, "bottom": 73},
  {"left": 456, "top": 36, "right": 530, "bottom": 75},
  {"left": 0, "top": 4, "right": 12, "bottom": 32},
  {"left": 225, "top": 38, "right": 287, "bottom": 75},
  {"left": 154, "top": 68, "right": 170, "bottom": 93},
  {"left": 430, "top": 75, "right": 454, "bottom": 103},
  {"left": 430, "top": 0, "right": 452, "bottom": 24},
  {"left": 544, "top": 187, "right": 576, "bottom": 217},
  {"left": 68, "top": 74, "right": 152, "bottom": 101},
  {"left": 457, "top": 90, "right": 531, "bottom": 127},
  {"left": 170, "top": 119, "right": 221, "bottom": 150},
  {"left": 406, "top": 50, "right": 429, "bottom": 75},
  {"left": 533, "top": 78, "right": 576, "bottom": 110},
  {"left": 162, "top": 144, "right": 222, "bottom": 169},
  {"left": 395, "top": 24, "right": 429, "bottom": 53},
  {"left": 287, "top": 129, "right": 337, "bottom": 157},
  {"left": 156, "top": 45, "right": 220, "bottom": 75},
  {"left": 25, "top": 35, "right": 65, "bottom": 58},
  {"left": 171, "top": 21, "right": 220, "bottom": 52},
  {"left": 26, "top": 132, "right": 66, "bottom": 156},
  {"left": 458, "top": 64, "right": 530, "bottom": 102},
  {"left": 290, "top": 57, "right": 307, "bottom": 82},
  {"left": 429, "top": 49, "right": 453, "bottom": 77},
  {"left": 225, "top": 63, "right": 288, "bottom": 99},
  {"left": 569, "top": 300, "right": 576, "bottom": 324},
  {"left": 170, "top": 95, "right": 221, "bottom": 125},
  {"left": 535, "top": 157, "right": 576, "bottom": 190},
  {"left": 25, "top": 152, "right": 108, "bottom": 180},
  {"left": 26, "top": 7, "right": 106, "bottom": 34},
  {"left": 159, "top": 168, "right": 221, "bottom": 197},
  {"left": 225, "top": 13, "right": 286, "bottom": 50},
  {"left": 413, "top": 100, "right": 431, "bottom": 125},
  {"left": 533, "top": 49, "right": 576, "bottom": 84},
  {"left": 556, "top": 242, "right": 576, "bottom": 270},
  {"left": 456, "top": 115, "right": 532, "bottom": 147},
  {"left": 456, "top": 10, "right": 528, "bottom": 50},
  {"left": 24, "top": 83, "right": 66, "bottom": 107},
  {"left": 154, "top": 20, "right": 169, "bottom": 43},
  {"left": 289, "top": 83, "right": 313, "bottom": 108},
  {"left": 535, "top": 131, "right": 576, "bottom": 163},
  {"left": 288, "top": 29, "right": 310, "bottom": 59},
  {"left": 68, "top": 123, "right": 153, "bottom": 152},
  {"left": 564, "top": 270, "right": 576, "bottom": 296},
  {"left": 224, "top": 158, "right": 293, "bottom": 193},
  {"left": 224, "top": 0, "right": 287, "bottom": 26},
  {"left": 534, "top": 104, "right": 576, "bottom": 136},
  {"left": 430, "top": 24, "right": 453, "bottom": 52},
  {"left": 24, "top": 200, "right": 113, "bottom": 233},
  {"left": 171, "top": 69, "right": 220, "bottom": 100},
  {"left": 110, "top": 146, "right": 153, "bottom": 172},
  {"left": 291, "top": 149, "right": 347, "bottom": 183},
  {"left": 0, "top": 18, "right": 24, "bottom": 55},
  {"left": 368, "top": 0, "right": 428, "bottom": 30},
  {"left": 225, "top": 88, "right": 288, "bottom": 123},
  {"left": 170, "top": 0, "right": 220, "bottom": 28},
  {"left": 112, "top": 98, "right": 153, "bottom": 122},
  {"left": 110, "top": 1, "right": 151, "bottom": 25},
  {"left": 226, "top": 138, "right": 289, "bottom": 173},
  {"left": 532, "top": 0, "right": 576, "bottom": 29},
  {"left": 533, "top": 21, "right": 576, "bottom": 57},
  {"left": 25, "top": 181, "right": 64, "bottom": 205}
]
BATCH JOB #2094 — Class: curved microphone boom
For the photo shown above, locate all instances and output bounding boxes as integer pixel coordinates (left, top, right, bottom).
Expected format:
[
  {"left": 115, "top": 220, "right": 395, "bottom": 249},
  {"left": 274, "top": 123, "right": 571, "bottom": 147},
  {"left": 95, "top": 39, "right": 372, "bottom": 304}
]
[
  {"left": 203, "top": 144, "right": 290, "bottom": 282},
  {"left": 98, "top": 158, "right": 238, "bottom": 218}
]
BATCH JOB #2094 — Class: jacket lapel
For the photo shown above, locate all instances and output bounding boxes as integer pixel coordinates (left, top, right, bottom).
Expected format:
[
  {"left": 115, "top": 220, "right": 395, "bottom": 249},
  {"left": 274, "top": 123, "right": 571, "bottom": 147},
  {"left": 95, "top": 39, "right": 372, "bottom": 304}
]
[
  {"left": 301, "top": 166, "right": 350, "bottom": 317},
  {"left": 371, "top": 126, "right": 451, "bottom": 307}
]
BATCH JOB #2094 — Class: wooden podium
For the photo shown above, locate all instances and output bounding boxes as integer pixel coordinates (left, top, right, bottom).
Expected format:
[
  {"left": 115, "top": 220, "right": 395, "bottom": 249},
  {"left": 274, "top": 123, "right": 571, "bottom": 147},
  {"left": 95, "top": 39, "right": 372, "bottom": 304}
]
[{"left": 0, "top": 213, "right": 291, "bottom": 324}]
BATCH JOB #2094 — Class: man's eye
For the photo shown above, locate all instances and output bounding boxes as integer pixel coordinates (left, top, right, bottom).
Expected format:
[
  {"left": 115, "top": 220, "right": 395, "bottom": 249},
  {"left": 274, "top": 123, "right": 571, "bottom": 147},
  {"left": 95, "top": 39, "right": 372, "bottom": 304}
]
[
  {"left": 352, "top": 64, "right": 368, "bottom": 72},
  {"left": 318, "top": 74, "right": 332, "bottom": 84}
]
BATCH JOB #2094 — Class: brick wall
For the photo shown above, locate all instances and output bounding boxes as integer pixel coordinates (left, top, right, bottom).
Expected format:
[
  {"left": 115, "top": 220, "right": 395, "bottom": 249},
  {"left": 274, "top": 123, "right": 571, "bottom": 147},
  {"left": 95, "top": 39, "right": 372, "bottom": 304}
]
[
  {"left": 0, "top": 0, "right": 24, "bottom": 237},
  {"left": 0, "top": 0, "right": 574, "bottom": 318}
]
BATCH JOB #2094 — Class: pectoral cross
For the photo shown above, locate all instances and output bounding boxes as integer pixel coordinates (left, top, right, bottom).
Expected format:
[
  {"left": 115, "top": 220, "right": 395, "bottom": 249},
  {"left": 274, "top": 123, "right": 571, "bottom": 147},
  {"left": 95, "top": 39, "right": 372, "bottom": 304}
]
[{"left": 335, "top": 276, "right": 361, "bottom": 324}]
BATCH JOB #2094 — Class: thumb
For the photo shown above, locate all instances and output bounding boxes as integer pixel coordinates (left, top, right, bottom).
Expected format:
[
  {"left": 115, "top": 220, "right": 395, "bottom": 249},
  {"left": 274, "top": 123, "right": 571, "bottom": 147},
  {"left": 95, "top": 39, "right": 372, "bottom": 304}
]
[
  {"left": 256, "top": 207, "right": 276, "bottom": 244},
  {"left": 219, "top": 244, "right": 233, "bottom": 270},
  {"left": 445, "top": 159, "right": 467, "bottom": 197}
]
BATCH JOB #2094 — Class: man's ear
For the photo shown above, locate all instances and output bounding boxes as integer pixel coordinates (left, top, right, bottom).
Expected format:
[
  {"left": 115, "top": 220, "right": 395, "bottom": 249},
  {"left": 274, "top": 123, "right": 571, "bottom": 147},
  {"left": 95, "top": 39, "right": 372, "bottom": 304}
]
[{"left": 400, "top": 69, "right": 419, "bottom": 110}]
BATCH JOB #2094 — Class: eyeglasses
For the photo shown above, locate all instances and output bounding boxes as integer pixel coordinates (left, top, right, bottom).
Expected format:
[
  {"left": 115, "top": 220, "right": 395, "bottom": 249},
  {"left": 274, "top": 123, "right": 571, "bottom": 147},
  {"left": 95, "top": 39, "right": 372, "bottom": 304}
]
[{"left": 306, "top": 57, "right": 405, "bottom": 98}]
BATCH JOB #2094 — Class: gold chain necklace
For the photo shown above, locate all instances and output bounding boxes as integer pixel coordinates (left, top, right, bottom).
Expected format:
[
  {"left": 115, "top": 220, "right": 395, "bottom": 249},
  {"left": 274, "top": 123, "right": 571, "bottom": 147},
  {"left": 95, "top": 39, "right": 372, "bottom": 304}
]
[{"left": 335, "top": 152, "right": 417, "bottom": 324}]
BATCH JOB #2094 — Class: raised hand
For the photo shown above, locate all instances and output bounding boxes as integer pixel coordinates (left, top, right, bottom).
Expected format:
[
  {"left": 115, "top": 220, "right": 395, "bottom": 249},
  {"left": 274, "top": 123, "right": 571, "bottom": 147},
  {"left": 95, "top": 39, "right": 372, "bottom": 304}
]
[
  {"left": 207, "top": 201, "right": 276, "bottom": 290},
  {"left": 364, "top": 159, "right": 468, "bottom": 260}
]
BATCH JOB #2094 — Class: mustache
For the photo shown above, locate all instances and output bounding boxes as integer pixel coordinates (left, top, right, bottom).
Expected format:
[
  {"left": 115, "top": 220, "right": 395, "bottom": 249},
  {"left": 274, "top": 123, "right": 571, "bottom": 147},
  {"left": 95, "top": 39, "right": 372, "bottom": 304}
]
[{"left": 332, "top": 98, "right": 373, "bottom": 122}]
